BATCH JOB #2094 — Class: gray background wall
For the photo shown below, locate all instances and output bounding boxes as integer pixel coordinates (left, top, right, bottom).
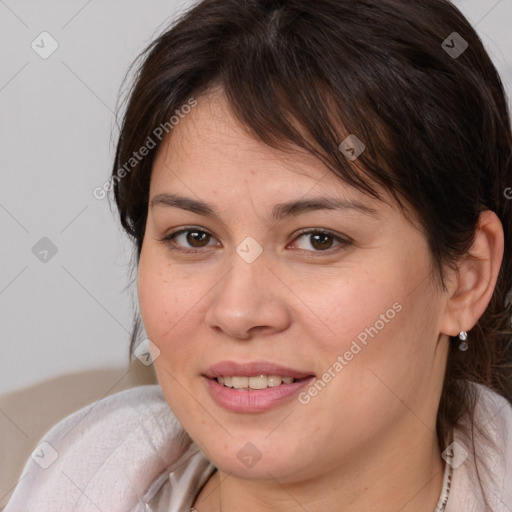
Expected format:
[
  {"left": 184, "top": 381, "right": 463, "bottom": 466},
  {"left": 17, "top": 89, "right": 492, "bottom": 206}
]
[
  {"left": 0, "top": 2, "right": 511, "bottom": 502},
  {"left": 0, "top": 0, "right": 197, "bottom": 396}
]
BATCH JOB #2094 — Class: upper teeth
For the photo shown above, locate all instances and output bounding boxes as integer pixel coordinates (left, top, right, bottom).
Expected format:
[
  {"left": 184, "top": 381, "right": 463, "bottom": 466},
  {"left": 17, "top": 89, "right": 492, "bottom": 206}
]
[{"left": 216, "top": 375, "right": 295, "bottom": 389}]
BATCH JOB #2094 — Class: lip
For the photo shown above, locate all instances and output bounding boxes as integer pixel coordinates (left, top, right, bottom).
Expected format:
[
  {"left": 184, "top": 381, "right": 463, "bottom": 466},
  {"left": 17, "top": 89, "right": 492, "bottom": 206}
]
[
  {"left": 203, "top": 375, "right": 315, "bottom": 413},
  {"left": 202, "top": 360, "right": 316, "bottom": 413},
  {"left": 203, "top": 360, "right": 315, "bottom": 379}
]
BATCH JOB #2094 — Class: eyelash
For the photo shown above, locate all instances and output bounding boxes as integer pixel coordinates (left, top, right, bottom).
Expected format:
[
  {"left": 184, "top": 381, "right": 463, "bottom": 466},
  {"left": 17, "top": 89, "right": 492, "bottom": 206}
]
[{"left": 158, "top": 226, "right": 352, "bottom": 256}]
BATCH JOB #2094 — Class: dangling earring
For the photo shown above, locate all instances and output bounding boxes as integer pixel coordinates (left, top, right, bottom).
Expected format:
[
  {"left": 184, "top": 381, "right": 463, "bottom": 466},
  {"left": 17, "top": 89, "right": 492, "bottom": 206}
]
[{"left": 458, "top": 331, "right": 468, "bottom": 351}]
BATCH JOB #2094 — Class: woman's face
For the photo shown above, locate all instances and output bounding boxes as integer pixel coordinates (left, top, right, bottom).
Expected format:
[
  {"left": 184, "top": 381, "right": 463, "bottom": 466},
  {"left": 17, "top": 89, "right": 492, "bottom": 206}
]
[{"left": 137, "top": 90, "right": 450, "bottom": 483}]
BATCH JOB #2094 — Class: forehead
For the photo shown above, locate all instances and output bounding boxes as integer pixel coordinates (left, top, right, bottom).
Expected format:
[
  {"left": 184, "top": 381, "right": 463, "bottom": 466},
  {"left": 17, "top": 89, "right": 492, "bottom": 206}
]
[{"left": 150, "top": 90, "right": 370, "bottom": 201}]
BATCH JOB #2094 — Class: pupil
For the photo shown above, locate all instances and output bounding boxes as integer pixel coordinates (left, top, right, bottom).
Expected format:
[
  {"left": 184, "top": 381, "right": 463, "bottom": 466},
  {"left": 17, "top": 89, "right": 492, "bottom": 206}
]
[
  {"left": 312, "top": 233, "right": 332, "bottom": 250},
  {"left": 187, "top": 231, "right": 209, "bottom": 247}
]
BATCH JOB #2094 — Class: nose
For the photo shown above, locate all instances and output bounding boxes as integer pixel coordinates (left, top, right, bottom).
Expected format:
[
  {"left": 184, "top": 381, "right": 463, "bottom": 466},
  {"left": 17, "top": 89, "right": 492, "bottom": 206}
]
[{"left": 204, "top": 252, "right": 292, "bottom": 340}]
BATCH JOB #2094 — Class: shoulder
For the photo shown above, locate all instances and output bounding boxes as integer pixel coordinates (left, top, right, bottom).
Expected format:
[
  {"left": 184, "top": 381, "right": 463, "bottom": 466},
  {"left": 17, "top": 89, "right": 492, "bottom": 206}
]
[
  {"left": 5, "top": 385, "right": 194, "bottom": 512},
  {"left": 447, "top": 382, "right": 512, "bottom": 512}
]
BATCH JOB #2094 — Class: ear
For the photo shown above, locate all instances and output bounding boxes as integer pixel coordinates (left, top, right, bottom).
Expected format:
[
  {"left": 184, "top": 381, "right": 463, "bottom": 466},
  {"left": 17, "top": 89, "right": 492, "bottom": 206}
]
[{"left": 440, "top": 210, "right": 504, "bottom": 337}]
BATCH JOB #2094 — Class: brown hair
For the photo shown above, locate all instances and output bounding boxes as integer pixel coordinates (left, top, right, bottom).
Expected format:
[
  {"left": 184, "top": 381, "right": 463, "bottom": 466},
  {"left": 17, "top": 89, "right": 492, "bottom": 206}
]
[{"left": 111, "top": 0, "right": 512, "bottom": 504}]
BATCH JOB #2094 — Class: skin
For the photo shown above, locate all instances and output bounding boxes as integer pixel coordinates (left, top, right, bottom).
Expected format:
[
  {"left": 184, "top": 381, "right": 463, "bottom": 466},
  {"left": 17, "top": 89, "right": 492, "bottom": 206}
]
[{"left": 137, "top": 88, "right": 504, "bottom": 512}]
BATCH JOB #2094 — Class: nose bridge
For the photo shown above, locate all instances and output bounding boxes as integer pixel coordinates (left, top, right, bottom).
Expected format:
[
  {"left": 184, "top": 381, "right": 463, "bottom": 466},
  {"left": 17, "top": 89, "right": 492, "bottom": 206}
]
[
  {"left": 205, "top": 240, "right": 291, "bottom": 338},
  {"left": 218, "top": 240, "right": 270, "bottom": 305}
]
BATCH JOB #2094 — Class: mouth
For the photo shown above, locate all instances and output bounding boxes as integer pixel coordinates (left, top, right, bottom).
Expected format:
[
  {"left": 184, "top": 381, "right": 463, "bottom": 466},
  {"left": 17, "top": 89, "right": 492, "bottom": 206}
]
[
  {"left": 202, "top": 361, "right": 316, "bottom": 412},
  {"left": 213, "top": 374, "right": 311, "bottom": 390}
]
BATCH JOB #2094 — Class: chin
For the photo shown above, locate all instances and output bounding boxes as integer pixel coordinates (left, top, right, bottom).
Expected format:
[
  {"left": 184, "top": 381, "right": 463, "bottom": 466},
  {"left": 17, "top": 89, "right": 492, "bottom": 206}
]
[
  {"left": 213, "top": 455, "right": 293, "bottom": 480},
  {"left": 203, "top": 439, "right": 314, "bottom": 482}
]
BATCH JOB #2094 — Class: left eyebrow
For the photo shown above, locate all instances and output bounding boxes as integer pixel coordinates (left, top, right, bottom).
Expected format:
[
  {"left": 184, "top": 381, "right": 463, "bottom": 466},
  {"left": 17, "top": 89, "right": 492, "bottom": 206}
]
[
  {"left": 269, "top": 197, "right": 380, "bottom": 222},
  {"left": 150, "top": 193, "right": 380, "bottom": 222}
]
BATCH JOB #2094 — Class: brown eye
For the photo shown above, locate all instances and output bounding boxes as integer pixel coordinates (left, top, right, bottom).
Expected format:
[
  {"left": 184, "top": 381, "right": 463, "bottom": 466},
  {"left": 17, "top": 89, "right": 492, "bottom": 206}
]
[
  {"left": 161, "top": 228, "right": 219, "bottom": 252},
  {"left": 309, "top": 233, "right": 334, "bottom": 251},
  {"left": 291, "top": 230, "right": 349, "bottom": 253},
  {"left": 186, "top": 230, "right": 211, "bottom": 248}
]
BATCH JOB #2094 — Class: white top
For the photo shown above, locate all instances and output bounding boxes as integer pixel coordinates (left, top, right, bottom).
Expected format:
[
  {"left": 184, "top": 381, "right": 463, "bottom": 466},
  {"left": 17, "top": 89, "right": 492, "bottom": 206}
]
[{"left": 4, "top": 382, "right": 512, "bottom": 511}]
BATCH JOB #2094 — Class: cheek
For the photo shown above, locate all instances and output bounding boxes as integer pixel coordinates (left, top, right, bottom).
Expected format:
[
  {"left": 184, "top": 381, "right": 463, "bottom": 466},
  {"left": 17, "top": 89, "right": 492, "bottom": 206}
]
[
  {"left": 295, "top": 233, "right": 431, "bottom": 355},
  {"left": 137, "top": 247, "right": 197, "bottom": 347},
  {"left": 311, "top": 279, "right": 441, "bottom": 423},
  {"left": 299, "top": 263, "right": 403, "bottom": 355},
  {"left": 303, "top": 249, "right": 439, "bottom": 399},
  {"left": 136, "top": 244, "right": 226, "bottom": 397}
]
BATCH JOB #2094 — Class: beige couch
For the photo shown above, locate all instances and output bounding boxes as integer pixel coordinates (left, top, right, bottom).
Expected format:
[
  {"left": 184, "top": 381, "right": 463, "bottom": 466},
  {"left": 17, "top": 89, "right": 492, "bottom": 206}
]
[{"left": 0, "top": 361, "right": 157, "bottom": 508}]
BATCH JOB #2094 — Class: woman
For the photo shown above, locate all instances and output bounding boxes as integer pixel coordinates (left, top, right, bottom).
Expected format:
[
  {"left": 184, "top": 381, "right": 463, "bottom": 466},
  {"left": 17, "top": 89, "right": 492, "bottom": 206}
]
[{"left": 5, "top": 0, "right": 512, "bottom": 510}]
